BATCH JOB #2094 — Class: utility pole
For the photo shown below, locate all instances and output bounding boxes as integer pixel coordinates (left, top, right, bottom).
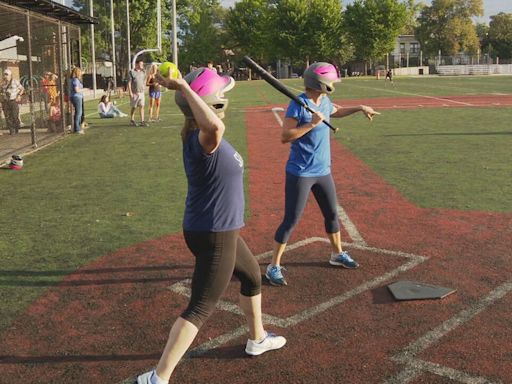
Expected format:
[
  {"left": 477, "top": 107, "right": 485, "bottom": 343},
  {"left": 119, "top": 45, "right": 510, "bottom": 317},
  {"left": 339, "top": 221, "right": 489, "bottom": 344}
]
[
  {"left": 172, "top": 0, "right": 178, "bottom": 66},
  {"left": 89, "top": 0, "right": 96, "bottom": 97},
  {"left": 126, "top": 0, "right": 131, "bottom": 70}
]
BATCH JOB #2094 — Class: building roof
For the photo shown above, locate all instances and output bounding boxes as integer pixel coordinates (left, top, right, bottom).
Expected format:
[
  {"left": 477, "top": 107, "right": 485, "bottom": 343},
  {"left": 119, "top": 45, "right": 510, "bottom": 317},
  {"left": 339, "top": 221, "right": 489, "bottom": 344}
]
[{"left": 1, "top": 0, "right": 98, "bottom": 25}]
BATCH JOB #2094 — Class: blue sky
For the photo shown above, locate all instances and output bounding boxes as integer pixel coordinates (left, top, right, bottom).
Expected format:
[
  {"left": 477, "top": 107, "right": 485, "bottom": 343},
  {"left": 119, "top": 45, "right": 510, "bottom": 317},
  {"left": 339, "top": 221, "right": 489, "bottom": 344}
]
[{"left": 221, "top": 0, "right": 512, "bottom": 24}]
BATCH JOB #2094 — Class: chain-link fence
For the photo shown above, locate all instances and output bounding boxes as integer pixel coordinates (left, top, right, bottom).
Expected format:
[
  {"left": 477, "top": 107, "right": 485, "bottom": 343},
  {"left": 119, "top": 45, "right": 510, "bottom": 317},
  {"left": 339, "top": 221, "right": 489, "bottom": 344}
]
[{"left": 0, "top": 2, "right": 82, "bottom": 165}]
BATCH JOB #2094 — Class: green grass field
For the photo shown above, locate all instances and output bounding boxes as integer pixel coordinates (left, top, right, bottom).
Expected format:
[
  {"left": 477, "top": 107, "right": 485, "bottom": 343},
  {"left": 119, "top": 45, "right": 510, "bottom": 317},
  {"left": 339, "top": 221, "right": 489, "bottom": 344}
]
[{"left": 0, "top": 75, "right": 511, "bottom": 332}]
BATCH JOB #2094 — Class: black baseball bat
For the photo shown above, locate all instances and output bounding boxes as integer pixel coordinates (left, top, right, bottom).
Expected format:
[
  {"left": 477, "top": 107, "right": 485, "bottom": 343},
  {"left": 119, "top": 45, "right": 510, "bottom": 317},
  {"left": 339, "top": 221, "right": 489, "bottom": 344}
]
[{"left": 242, "top": 56, "right": 338, "bottom": 133}]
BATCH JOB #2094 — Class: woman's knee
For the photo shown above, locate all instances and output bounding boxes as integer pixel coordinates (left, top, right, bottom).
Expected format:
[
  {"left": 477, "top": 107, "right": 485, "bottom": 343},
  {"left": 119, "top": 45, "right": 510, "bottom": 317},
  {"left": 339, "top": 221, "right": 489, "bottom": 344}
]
[
  {"left": 240, "top": 270, "right": 261, "bottom": 297},
  {"left": 181, "top": 301, "right": 217, "bottom": 329},
  {"left": 324, "top": 214, "right": 340, "bottom": 233},
  {"left": 274, "top": 217, "right": 299, "bottom": 243}
]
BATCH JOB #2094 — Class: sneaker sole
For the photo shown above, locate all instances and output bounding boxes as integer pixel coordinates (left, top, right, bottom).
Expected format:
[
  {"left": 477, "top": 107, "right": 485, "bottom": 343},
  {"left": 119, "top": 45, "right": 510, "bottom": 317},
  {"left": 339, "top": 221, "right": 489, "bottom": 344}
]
[
  {"left": 245, "top": 339, "right": 287, "bottom": 356},
  {"left": 265, "top": 273, "right": 287, "bottom": 286},
  {"left": 329, "top": 260, "right": 359, "bottom": 268}
]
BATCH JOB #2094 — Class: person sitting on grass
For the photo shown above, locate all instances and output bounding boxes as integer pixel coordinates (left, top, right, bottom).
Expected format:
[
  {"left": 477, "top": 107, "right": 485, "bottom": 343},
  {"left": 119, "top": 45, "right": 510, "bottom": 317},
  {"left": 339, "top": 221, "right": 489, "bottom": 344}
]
[{"left": 97, "top": 95, "right": 127, "bottom": 118}]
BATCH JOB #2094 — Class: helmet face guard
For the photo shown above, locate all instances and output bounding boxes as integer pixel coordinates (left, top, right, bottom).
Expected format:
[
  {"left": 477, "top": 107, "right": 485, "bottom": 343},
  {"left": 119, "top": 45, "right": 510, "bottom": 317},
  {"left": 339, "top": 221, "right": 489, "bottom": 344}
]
[
  {"left": 303, "top": 62, "right": 340, "bottom": 94},
  {"left": 175, "top": 68, "right": 235, "bottom": 119}
]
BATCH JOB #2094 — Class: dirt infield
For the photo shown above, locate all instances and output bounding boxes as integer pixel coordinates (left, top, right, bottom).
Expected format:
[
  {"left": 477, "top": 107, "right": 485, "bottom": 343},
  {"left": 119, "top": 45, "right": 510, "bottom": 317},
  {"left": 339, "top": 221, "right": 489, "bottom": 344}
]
[{"left": 0, "top": 100, "right": 511, "bottom": 383}]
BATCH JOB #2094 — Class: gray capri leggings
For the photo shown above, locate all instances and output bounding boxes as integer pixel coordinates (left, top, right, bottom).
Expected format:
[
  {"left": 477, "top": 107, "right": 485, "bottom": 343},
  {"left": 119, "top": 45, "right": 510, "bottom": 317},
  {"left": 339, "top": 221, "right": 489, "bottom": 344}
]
[
  {"left": 181, "top": 229, "right": 261, "bottom": 329},
  {"left": 275, "top": 172, "right": 340, "bottom": 244}
]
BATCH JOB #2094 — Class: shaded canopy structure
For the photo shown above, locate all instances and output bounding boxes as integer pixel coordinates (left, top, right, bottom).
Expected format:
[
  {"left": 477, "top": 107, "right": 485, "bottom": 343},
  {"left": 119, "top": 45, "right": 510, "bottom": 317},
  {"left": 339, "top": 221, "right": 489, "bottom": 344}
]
[{"left": 2, "top": 0, "right": 97, "bottom": 25}]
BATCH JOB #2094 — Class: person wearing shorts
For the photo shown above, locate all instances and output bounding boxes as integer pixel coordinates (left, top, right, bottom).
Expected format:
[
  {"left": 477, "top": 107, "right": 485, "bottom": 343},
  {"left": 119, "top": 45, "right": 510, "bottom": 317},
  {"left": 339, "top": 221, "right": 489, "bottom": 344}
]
[
  {"left": 265, "top": 62, "right": 380, "bottom": 287},
  {"left": 135, "top": 67, "right": 286, "bottom": 384},
  {"left": 146, "top": 63, "right": 162, "bottom": 122},
  {"left": 385, "top": 69, "right": 394, "bottom": 86},
  {"left": 128, "top": 59, "right": 147, "bottom": 126}
]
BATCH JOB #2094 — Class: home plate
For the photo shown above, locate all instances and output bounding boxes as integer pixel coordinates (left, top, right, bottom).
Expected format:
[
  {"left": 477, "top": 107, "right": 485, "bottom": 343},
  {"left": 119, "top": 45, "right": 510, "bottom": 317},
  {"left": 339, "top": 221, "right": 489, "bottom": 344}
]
[{"left": 388, "top": 280, "right": 456, "bottom": 301}]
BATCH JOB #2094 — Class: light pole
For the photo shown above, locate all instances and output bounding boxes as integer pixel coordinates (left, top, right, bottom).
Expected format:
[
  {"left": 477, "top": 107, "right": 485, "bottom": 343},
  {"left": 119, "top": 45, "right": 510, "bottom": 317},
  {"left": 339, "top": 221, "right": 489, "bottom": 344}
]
[
  {"left": 110, "top": 0, "right": 117, "bottom": 88},
  {"left": 89, "top": 0, "right": 96, "bottom": 97},
  {"left": 131, "top": 0, "right": 162, "bottom": 68},
  {"left": 172, "top": 0, "right": 178, "bottom": 66},
  {"left": 126, "top": 0, "right": 131, "bottom": 71}
]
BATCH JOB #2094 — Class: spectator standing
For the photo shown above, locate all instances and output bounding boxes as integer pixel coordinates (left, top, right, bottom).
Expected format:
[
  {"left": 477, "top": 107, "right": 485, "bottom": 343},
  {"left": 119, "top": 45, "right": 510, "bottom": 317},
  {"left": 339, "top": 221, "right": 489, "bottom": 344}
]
[
  {"left": 385, "top": 69, "right": 394, "bottom": 86},
  {"left": 70, "top": 67, "right": 84, "bottom": 134},
  {"left": 0, "top": 69, "right": 24, "bottom": 135},
  {"left": 128, "top": 59, "right": 147, "bottom": 127},
  {"left": 47, "top": 73, "right": 59, "bottom": 102},
  {"left": 207, "top": 61, "right": 217, "bottom": 73},
  {"left": 41, "top": 71, "right": 50, "bottom": 113},
  {"left": 146, "top": 63, "right": 162, "bottom": 122}
]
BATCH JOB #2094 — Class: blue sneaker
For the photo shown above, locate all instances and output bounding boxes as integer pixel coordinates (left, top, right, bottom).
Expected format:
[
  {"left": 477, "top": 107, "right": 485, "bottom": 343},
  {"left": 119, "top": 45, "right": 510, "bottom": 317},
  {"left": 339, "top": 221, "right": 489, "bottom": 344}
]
[
  {"left": 329, "top": 251, "right": 359, "bottom": 269},
  {"left": 265, "top": 264, "right": 287, "bottom": 286}
]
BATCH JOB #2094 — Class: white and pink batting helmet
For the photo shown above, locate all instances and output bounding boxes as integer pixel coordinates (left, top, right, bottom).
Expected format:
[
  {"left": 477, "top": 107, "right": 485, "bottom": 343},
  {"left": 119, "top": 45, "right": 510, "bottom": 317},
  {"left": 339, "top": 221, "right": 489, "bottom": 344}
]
[
  {"left": 8, "top": 154, "right": 23, "bottom": 170},
  {"left": 303, "top": 62, "right": 340, "bottom": 94},
  {"left": 175, "top": 67, "right": 235, "bottom": 119}
]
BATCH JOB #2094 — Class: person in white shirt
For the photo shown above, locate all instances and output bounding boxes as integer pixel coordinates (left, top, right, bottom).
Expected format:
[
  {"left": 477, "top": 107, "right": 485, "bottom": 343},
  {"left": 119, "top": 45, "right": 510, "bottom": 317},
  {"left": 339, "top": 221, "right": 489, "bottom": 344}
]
[
  {"left": 1, "top": 68, "right": 24, "bottom": 135},
  {"left": 97, "top": 95, "right": 127, "bottom": 118}
]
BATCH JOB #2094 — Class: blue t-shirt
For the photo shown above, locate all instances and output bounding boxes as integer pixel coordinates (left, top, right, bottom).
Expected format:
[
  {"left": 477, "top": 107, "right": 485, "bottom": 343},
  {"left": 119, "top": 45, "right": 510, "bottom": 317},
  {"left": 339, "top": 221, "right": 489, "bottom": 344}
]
[
  {"left": 285, "top": 93, "right": 334, "bottom": 177},
  {"left": 183, "top": 130, "right": 245, "bottom": 232},
  {"left": 70, "top": 77, "right": 83, "bottom": 98}
]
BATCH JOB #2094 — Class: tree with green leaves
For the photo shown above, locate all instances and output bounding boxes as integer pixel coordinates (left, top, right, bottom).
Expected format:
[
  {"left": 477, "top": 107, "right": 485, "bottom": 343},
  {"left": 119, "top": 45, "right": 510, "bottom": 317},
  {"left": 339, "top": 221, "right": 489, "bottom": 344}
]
[
  {"left": 177, "top": 0, "right": 227, "bottom": 71},
  {"left": 488, "top": 12, "right": 512, "bottom": 60},
  {"left": 344, "top": 0, "right": 409, "bottom": 70},
  {"left": 475, "top": 22, "right": 490, "bottom": 57},
  {"left": 415, "top": 0, "right": 483, "bottom": 58},
  {"left": 224, "top": 0, "right": 274, "bottom": 62},
  {"left": 402, "top": 0, "right": 425, "bottom": 34},
  {"left": 267, "top": 0, "right": 352, "bottom": 69},
  {"left": 76, "top": 0, "right": 173, "bottom": 77}
]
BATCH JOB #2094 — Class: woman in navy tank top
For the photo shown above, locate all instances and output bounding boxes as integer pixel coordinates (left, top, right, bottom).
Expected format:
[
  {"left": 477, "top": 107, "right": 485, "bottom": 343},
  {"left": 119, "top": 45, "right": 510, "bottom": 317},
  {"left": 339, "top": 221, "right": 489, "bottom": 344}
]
[{"left": 136, "top": 67, "right": 286, "bottom": 384}]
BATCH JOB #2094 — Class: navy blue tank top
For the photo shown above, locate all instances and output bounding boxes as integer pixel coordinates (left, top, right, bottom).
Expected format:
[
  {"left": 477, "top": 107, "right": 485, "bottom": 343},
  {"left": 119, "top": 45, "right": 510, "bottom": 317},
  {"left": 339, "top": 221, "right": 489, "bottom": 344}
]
[{"left": 182, "top": 130, "right": 245, "bottom": 232}]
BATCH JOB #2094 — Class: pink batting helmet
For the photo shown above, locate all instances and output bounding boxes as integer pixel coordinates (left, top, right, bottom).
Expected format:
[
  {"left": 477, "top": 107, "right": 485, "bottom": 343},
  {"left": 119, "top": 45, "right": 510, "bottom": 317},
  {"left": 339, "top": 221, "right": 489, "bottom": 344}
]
[
  {"left": 175, "top": 67, "right": 235, "bottom": 119},
  {"left": 303, "top": 62, "right": 340, "bottom": 94}
]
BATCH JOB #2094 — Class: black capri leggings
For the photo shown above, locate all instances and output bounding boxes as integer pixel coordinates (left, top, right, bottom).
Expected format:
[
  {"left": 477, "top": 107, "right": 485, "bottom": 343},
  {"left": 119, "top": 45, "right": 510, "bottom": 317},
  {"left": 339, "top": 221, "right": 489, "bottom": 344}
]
[
  {"left": 274, "top": 172, "right": 340, "bottom": 244},
  {"left": 181, "top": 229, "right": 262, "bottom": 329}
]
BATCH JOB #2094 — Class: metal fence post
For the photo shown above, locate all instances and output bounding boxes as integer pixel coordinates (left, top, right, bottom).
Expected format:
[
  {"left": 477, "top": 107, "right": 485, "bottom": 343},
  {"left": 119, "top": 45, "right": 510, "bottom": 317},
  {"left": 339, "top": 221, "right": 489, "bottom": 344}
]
[{"left": 26, "top": 11, "right": 37, "bottom": 147}]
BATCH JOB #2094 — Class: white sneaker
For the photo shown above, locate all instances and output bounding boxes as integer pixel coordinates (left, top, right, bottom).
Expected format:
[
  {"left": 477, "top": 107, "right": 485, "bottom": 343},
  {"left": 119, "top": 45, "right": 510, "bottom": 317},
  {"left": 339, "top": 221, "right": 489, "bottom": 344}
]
[
  {"left": 245, "top": 331, "right": 286, "bottom": 356},
  {"left": 136, "top": 371, "right": 153, "bottom": 384}
]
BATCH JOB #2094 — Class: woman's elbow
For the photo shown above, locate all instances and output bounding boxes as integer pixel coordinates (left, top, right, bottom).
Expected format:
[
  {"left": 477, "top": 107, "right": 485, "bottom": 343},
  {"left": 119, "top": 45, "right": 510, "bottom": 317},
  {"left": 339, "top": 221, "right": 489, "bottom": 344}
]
[
  {"left": 281, "top": 133, "right": 292, "bottom": 144},
  {"left": 212, "top": 120, "right": 225, "bottom": 135}
]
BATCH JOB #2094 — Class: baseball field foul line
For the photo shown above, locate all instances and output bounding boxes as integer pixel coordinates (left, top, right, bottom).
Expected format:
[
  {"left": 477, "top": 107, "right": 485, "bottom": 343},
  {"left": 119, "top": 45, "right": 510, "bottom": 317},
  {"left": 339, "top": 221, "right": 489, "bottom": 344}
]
[
  {"left": 168, "top": 238, "right": 428, "bottom": 347},
  {"left": 271, "top": 108, "right": 368, "bottom": 247},
  {"left": 386, "top": 278, "right": 512, "bottom": 384},
  {"left": 348, "top": 82, "right": 475, "bottom": 106},
  {"left": 120, "top": 237, "right": 428, "bottom": 384},
  {"left": 337, "top": 205, "right": 367, "bottom": 246}
]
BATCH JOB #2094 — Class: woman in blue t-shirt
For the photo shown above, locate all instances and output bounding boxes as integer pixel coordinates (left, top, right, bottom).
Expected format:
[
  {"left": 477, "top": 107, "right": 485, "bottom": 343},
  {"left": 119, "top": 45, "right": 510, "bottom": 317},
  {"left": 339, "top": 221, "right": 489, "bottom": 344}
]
[
  {"left": 69, "top": 67, "right": 84, "bottom": 134},
  {"left": 135, "top": 68, "right": 286, "bottom": 384},
  {"left": 265, "top": 62, "right": 380, "bottom": 287}
]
